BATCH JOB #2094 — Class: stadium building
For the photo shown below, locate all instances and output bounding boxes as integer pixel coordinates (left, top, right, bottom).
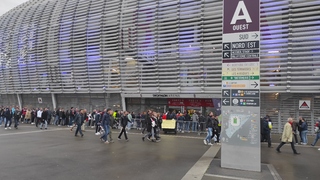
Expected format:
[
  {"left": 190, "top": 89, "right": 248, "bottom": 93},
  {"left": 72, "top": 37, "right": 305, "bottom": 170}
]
[{"left": 0, "top": 0, "right": 320, "bottom": 133}]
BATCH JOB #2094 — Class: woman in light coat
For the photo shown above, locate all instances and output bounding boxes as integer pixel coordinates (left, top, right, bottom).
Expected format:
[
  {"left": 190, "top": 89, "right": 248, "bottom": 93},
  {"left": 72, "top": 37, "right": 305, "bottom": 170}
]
[
  {"left": 276, "top": 118, "right": 300, "bottom": 154},
  {"left": 25, "top": 109, "right": 31, "bottom": 123}
]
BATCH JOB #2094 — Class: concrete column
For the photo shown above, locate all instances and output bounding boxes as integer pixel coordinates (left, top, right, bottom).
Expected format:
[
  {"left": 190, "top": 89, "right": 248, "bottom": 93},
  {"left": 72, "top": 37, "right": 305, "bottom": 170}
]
[
  {"left": 51, "top": 93, "right": 57, "bottom": 110},
  {"left": 121, "top": 94, "right": 126, "bottom": 111},
  {"left": 16, "top": 94, "right": 22, "bottom": 109}
]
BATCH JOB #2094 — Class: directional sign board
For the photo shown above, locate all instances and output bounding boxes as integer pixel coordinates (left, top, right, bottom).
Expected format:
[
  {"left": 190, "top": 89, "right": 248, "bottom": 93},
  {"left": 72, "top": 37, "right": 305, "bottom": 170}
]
[{"left": 221, "top": 0, "right": 261, "bottom": 172}]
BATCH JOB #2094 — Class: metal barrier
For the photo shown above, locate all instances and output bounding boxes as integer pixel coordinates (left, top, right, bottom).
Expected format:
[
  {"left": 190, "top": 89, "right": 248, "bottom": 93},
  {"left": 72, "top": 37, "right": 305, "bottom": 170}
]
[{"left": 129, "top": 119, "right": 208, "bottom": 135}]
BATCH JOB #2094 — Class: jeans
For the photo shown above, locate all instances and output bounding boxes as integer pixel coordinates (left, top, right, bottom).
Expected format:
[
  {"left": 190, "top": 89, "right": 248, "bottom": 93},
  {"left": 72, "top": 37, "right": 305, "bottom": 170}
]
[
  {"left": 14, "top": 118, "right": 19, "bottom": 128},
  {"left": 101, "top": 125, "right": 109, "bottom": 141},
  {"left": 178, "top": 121, "right": 184, "bottom": 131},
  {"left": 5, "top": 118, "right": 12, "bottom": 128},
  {"left": 54, "top": 116, "right": 59, "bottom": 125},
  {"left": 205, "top": 128, "right": 213, "bottom": 143},
  {"left": 61, "top": 118, "right": 66, "bottom": 126},
  {"left": 301, "top": 130, "right": 308, "bottom": 144},
  {"left": 127, "top": 122, "right": 132, "bottom": 131},
  {"left": 192, "top": 122, "right": 198, "bottom": 132},
  {"left": 75, "top": 123, "right": 83, "bottom": 136},
  {"left": 40, "top": 120, "right": 48, "bottom": 129},
  {"left": 69, "top": 116, "right": 74, "bottom": 126},
  {"left": 185, "top": 121, "right": 190, "bottom": 131},
  {"left": 312, "top": 133, "right": 320, "bottom": 146}
]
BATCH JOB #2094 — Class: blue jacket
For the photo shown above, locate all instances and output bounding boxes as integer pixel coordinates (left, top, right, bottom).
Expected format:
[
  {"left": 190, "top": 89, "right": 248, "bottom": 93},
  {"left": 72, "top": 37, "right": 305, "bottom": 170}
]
[
  {"left": 101, "top": 113, "right": 110, "bottom": 127},
  {"left": 262, "top": 120, "right": 270, "bottom": 134},
  {"left": 300, "top": 121, "right": 308, "bottom": 131}
]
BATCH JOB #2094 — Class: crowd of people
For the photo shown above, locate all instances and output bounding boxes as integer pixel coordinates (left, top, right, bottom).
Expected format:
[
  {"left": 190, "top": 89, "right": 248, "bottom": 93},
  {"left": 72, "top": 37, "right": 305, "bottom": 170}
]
[{"left": 1, "top": 105, "right": 320, "bottom": 151}]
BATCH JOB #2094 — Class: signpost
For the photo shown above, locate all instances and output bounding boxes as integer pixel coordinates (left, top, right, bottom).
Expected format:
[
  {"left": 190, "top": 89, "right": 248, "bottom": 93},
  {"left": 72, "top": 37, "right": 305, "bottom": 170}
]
[{"left": 221, "top": 0, "right": 261, "bottom": 172}]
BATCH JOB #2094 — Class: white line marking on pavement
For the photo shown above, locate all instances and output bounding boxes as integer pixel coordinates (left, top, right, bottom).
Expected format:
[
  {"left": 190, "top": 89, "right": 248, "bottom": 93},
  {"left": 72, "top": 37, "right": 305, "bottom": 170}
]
[
  {"left": 181, "top": 145, "right": 221, "bottom": 180},
  {"left": 0, "top": 128, "right": 64, "bottom": 137},
  {"left": 267, "top": 164, "right": 282, "bottom": 180},
  {"left": 204, "top": 173, "right": 256, "bottom": 180}
]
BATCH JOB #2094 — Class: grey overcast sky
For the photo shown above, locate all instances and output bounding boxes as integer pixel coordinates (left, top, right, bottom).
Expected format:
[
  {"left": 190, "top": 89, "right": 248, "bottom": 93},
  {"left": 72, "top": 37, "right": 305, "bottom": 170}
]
[{"left": 0, "top": 0, "right": 29, "bottom": 16}]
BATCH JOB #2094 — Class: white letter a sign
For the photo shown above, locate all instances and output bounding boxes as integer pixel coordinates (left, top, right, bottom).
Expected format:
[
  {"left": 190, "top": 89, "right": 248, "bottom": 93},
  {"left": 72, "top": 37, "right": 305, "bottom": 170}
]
[{"left": 231, "top": 1, "right": 252, "bottom": 25}]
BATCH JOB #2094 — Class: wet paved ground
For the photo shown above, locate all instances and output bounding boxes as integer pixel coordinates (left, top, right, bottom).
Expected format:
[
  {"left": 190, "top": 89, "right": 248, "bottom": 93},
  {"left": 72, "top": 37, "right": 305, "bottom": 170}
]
[{"left": 0, "top": 124, "right": 319, "bottom": 180}]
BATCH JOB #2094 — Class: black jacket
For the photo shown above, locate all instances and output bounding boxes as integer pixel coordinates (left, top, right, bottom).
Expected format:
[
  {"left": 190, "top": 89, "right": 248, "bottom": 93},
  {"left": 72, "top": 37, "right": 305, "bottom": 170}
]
[
  {"left": 14, "top": 110, "right": 21, "bottom": 120},
  {"left": 5, "top": 109, "right": 11, "bottom": 119},
  {"left": 74, "top": 112, "right": 81, "bottom": 125},
  {"left": 206, "top": 116, "right": 214, "bottom": 128},
  {"left": 120, "top": 115, "right": 131, "bottom": 127},
  {"left": 42, "top": 110, "right": 48, "bottom": 121}
]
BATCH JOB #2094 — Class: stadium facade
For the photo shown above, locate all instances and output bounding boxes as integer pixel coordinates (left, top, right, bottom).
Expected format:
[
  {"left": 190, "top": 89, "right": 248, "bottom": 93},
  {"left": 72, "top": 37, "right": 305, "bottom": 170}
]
[{"left": 0, "top": 0, "right": 320, "bottom": 133}]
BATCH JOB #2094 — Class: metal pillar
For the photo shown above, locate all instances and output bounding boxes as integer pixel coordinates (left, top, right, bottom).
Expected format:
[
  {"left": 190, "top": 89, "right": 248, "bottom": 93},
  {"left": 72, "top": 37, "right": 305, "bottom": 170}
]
[
  {"left": 16, "top": 94, "right": 22, "bottom": 109},
  {"left": 121, "top": 95, "right": 126, "bottom": 111},
  {"left": 51, "top": 93, "right": 57, "bottom": 110}
]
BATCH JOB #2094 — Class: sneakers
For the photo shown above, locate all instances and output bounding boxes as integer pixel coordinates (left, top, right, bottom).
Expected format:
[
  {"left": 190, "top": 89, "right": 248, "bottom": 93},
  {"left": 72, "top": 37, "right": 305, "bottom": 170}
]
[
  {"left": 8, "top": 127, "right": 11, "bottom": 129},
  {"left": 118, "top": 138, "right": 121, "bottom": 140},
  {"left": 95, "top": 132, "right": 100, "bottom": 135},
  {"left": 208, "top": 143, "right": 213, "bottom": 146},
  {"left": 5, "top": 128, "right": 7, "bottom": 130},
  {"left": 203, "top": 139, "right": 208, "bottom": 145},
  {"left": 105, "top": 141, "right": 109, "bottom": 144},
  {"left": 318, "top": 148, "right": 320, "bottom": 151}
]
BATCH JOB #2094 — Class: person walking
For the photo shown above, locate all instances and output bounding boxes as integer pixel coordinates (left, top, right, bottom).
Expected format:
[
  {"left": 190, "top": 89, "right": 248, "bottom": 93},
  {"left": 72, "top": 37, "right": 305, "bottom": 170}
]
[
  {"left": 311, "top": 120, "right": 320, "bottom": 148},
  {"left": 299, "top": 117, "right": 308, "bottom": 145},
  {"left": 118, "top": 111, "right": 131, "bottom": 142},
  {"left": 5, "top": 107, "right": 12, "bottom": 129},
  {"left": 203, "top": 112, "right": 214, "bottom": 146},
  {"left": 13, "top": 107, "right": 21, "bottom": 129},
  {"left": 276, "top": 118, "right": 300, "bottom": 154},
  {"left": 262, "top": 116, "right": 272, "bottom": 147},
  {"left": 100, "top": 109, "right": 112, "bottom": 144},
  {"left": 95, "top": 110, "right": 102, "bottom": 135},
  {"left": 74, "top": 109, "right": 84, "bottom": 137},
  {"left": 40, "top": 108, "right": 48, "bottom": 130},
  {"left": 0, "top": 107, "right": 4, "bottom": 126}
]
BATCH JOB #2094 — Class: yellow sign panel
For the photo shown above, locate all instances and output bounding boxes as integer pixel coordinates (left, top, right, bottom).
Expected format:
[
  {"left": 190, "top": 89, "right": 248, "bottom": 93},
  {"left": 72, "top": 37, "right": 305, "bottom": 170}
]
[{"left": 222, "top": 63, "right": 259, "bottom": 76}]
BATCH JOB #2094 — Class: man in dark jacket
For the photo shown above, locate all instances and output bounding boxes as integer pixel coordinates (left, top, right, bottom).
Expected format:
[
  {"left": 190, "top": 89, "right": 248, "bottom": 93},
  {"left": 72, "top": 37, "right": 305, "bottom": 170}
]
[
  {"left": 118, "top": 111, "right": 131, "bottom": 141},
  {"left": 100, "top": 108, "right": 112, "bottom": 144},
  {"left": 5, "top": 107, "right": 12, "bottom": 129},
  {"left": 211, "top": 115, "right": 220, "bottom": 144},
  {"left": 14, "top": 107, "right": 21, "bottom": 129},
  {"left": 262, "top": 117, "right": 272, "bottom": 147},
  {"left": 40, "top": 108, "right": 48, "bottom": 130},
  {"left": 0, "top": 107, "right": 5, "bottom": 126},
  {"left": 203, "top": 112, "right": 214, "bottom": 145},
  {"left": 74, "top": 109, "right": 84, "bottom": 137}
]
